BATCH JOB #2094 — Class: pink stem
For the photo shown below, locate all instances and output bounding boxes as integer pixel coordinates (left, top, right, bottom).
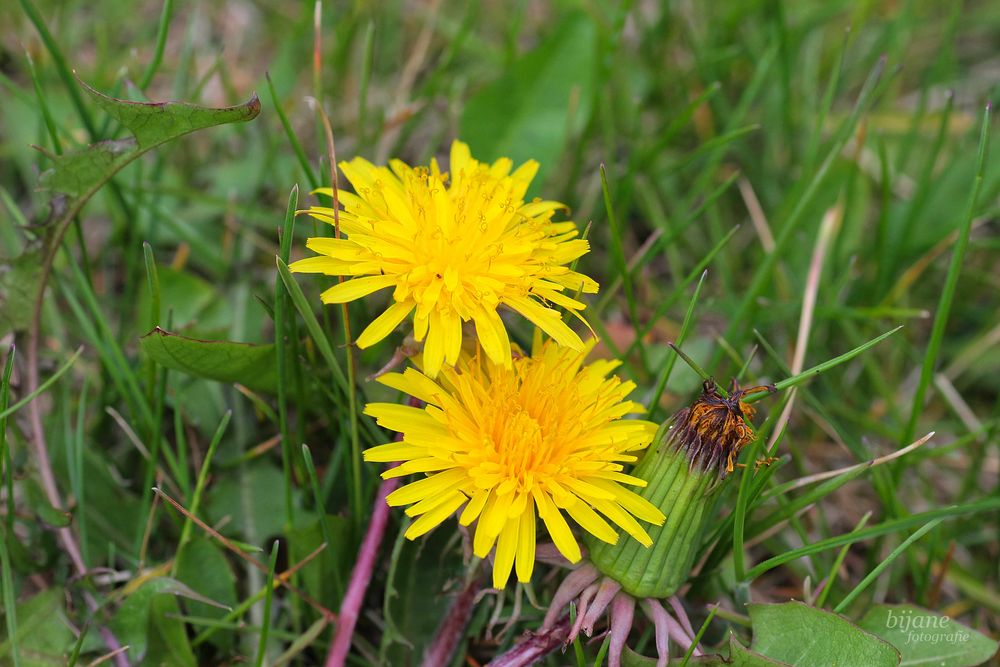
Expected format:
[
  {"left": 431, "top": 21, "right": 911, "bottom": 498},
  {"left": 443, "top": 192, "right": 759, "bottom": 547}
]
[
  {"left": 487, "top": 615, "right": 571, "bottom": 667},
  {"left": 23, "top": 343, "right": 130, "bottom": 667},
  {"left": 323, "top": 472, "right": 400, "bottom": 667},
  {"left": 421, "top": 572, "right": 482, "bottom": 667},
  {"left": 325, "top": 393, "right": 424, "bottom": 667}
]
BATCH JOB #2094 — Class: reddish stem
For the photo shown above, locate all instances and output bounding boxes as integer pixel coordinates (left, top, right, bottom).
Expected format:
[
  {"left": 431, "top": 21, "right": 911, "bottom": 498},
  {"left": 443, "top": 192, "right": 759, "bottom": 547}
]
[
  {"left": 487, "top": 615, "right": 571, "bottom": 667},
  {"left": 323, "top": 471, "right": 399, "bottom": 667},
  {"left": 421, "top": 572, "right": 483, "bottom": 667}
]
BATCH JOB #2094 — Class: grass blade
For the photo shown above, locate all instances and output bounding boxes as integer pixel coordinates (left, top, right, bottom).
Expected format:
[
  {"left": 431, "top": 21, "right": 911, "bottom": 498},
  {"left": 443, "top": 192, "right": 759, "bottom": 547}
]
[
  {"left": 745, "top": 326, "right": 903, "bottom": 403},
  {"left": 175, "top": 410, "right": 232, "bottom": 557},
  {"left": 255, "top": 540, "right": 281, "bottom": 667},
  {"left": 745, "top": 497, "right": 1000, "bottom": 580},
  {"left": 833, "top": 518, "right": 943, "bottom": 613},
  {"left": 137, "top": 0, "right": 174, "bottom": 90},
  {"left": 0, "top": 345, "right": 19, "bottom": 667},
  {"left": 0, "top": 347, "right": 82, "bottom": 423},
  {"left": 903, "top": 104, "right": 991, "bottom": 445}
]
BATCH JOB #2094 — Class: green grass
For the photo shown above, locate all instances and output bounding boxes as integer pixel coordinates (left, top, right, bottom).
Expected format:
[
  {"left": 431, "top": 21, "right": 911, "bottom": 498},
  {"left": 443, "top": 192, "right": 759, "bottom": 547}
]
[{"left": 1, "top": 0, "right": 999, "bottom": 665}]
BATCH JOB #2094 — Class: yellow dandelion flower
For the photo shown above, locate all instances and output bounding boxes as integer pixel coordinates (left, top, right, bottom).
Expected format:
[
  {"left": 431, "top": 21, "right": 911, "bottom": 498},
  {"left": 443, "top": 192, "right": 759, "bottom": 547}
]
[
  {"left": 288, "top": 140, "right": 599, "bottom": 377},
  {"left": 362, "top": 337, "right": 666, "bottom": 590}
]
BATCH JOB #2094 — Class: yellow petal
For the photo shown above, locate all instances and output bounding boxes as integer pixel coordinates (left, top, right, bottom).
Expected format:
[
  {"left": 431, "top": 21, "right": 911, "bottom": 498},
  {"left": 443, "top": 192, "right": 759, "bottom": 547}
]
[
  {"left": 363, "top": 403, "right": 441, "bottom": 435},
  {"left": 510, "top": 159, "right": 539, "bottom": 184},
  {"left": 473, "top": 492, "right": 507, "bottom": 557},
  {"left": 472, "top": 305, "right": 512, "bottom": 368},
  {"left": 422, "top": 312, "right": 446, "bottom": 378},
  {"left": 385, "top": 468, "right": 466, "bottom": 507},
  {"left": 532, "top": 488, "right": 581, "bottom": 563},
  {"left": 305, "top": 237, "right": 366, "bottom": 259},
  {"left": 459, "top": 489, "right": 490, "bottom": 526},
  {"left": 441, "top": 309, "right": 463, "bottom": 367},
  {"left": 288, "top": 256, "right": 354, "bottom": 274},
  {"left": 449, "top": 140, "right": 472, "bottom": 183},
  {"left": 404, "top": 486, "right": 465, "bottom": 518},
  {"left": 502, "top": 295, "right": 584, "bottom": 350},
  {"left": 565, "top": 499, "right": 618, "bottom": 545},
  {"left": 404, "top": 491, "right": 467, "bottom": 540},
  {"left": 591, "top": 479, "right": 665, "bottom": 525},
  {"left": 363, "top": 441, "right": 427, "bottom": 462},
  {"left": 356, "top": 301, "right": 414, "bottom": 348},
  {"left": 376, "top": 368, "right": 447, "bottom": 407},
  {"left": 515, "top": 503, "right": 536, "bottom": 583},
  {"left": 320, "top": 275, "right": 396, "bottom": 304},
  {"left": 492, "top": 517, "right": 519, "bottom": 589},
  {"left": 387, "top": 457, "right": 455, "bottom": 478},
  {"left": 591, "top": 498, "right": 652, "bottom": 547}
]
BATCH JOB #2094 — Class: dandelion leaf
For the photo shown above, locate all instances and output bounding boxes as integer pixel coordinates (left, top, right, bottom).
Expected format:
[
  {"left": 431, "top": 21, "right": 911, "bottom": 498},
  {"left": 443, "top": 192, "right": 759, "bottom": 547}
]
[
  {"left": 38, "top": 80, "right": 259, "bottom": 198},
  {"left": 110, "top": 577, "right": 211, "bottom": 666},
  {"left": 668, "top": 636, "right": 790, "bottom": 666},
  {"left": 858, "top": 604, "right": 998, "bottom": 667},
  {"left": 748, "top": 602, "right": 900, "bottom": 667},
  {"left": 0, "top": 588, "right": 76, "bottom": 665},
  {"left": 0, "top": 249, "right": 43, "bottom": 336},
  {"left": 139, "top": 326, "right": 278, "bottom": 394}
]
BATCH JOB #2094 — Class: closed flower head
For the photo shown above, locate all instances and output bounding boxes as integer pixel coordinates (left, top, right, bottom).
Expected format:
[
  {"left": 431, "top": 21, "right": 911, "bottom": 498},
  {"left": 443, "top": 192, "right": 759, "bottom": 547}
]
[
  {"left": 362, "top": 338, "right": 665, "bottom": 589},
  {"left": 289, "top": 140, "right": 598, "bottom": 377},
  {"left": 587, "top": 377, "right": 776, "bottom": 600}
]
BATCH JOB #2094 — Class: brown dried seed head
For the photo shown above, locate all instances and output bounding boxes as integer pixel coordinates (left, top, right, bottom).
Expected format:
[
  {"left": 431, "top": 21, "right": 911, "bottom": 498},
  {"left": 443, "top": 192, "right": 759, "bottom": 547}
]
[{"left": 662, "top": 379, "right": 774, "bottom": 476}]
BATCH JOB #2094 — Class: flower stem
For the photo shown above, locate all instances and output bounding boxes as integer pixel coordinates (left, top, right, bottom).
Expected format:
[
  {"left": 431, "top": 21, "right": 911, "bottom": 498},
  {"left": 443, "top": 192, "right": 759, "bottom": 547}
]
[
  {"left": 421, "top": 564, "right": 483, "bottom": 667},
  {"left": 324, "top": 471, "right": 400, "bottom": 667}
]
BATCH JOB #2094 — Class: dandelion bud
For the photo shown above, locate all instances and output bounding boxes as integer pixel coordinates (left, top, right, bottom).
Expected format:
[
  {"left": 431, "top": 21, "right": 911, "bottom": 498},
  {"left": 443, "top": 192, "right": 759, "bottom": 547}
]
[{"left": 587, "top": 379, "right": 774, "bottom": 598}]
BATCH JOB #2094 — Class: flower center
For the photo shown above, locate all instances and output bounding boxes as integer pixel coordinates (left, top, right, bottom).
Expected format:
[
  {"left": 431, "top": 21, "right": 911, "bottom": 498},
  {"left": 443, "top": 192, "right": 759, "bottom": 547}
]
[{"left": 390, "top": 167, "right": 530, "bottom": 315}]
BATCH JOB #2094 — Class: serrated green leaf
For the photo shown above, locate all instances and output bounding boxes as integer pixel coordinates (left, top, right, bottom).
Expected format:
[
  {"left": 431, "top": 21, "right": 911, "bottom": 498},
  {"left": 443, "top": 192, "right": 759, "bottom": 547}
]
[
  {"left": 84, "top": 81, "right": 257, "bottom": 150},
  {"left": 857, "top": 604, "right": 998, "bottom": 667},
  {"left": 459, "top": 12, "right": 596, "bottom": 188},
  {"left": 139, "top": 326, "right": 278, "bottom": 394},
  {"left": 0, "top": 250, "right": 42, "bottom": 337},
  {"left": 686, "top": 636, "right": 792, "bottom": 666},
  {"left": 38, "top": 82, "right": 259, "bottom": 198},
  {"left": 749, "top": 602, "right": 900, "bottom": 667}
]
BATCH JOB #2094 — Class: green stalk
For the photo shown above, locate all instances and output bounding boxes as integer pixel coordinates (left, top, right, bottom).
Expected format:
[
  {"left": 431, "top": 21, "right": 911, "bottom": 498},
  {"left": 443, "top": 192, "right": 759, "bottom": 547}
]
[
  {"left": 254, "top": 540, "right": 281, "bottom": 667},
  {"left": 903, "top": 105, "right": 991, "bottom": 445},
  {"left": 18, "top": 0, "right": 97, "bottom": 137},
  {"left": 275, "top": 186, "right": 299, "bottom": 532},
  {"left": 175, "top": 411, "right": 232, "bottom": 559},
  {"left": 833, "top": 519, "right": 943, "bottom": 613},
  {"left": 647, "top": 271, "right": 707, "bottom": 413},
  {"left": 137, "top": 0, "right": 174, "bottom": 90},
  {"left": 0, "top": 346, "right": 19, "bottom": 667}
]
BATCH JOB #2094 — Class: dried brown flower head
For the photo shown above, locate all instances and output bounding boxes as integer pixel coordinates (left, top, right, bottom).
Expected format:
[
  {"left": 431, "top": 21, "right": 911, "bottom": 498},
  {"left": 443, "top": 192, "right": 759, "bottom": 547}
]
[{"left": 664, "top": 379, "right": 775, "bottom": 475}]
